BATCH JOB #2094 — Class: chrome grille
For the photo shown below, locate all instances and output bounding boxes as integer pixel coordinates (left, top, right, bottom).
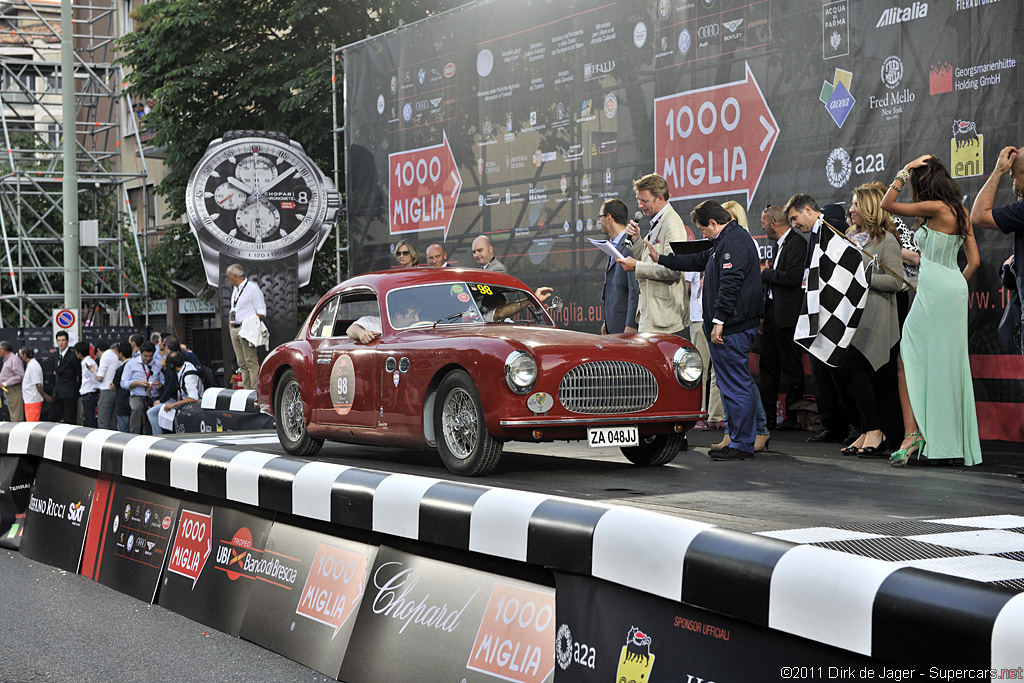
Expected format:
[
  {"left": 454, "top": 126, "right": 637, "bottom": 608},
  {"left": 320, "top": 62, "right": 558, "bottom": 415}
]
[{"left": 558, "top": 361, "right": 658, "bottom": 414}]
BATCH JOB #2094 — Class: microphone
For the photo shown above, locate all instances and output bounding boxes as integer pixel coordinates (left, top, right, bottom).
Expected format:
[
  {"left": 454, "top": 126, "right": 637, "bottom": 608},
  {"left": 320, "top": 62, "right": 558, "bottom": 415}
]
[{"left": 625, "top": 210, "right": 644, "bottom": 246}]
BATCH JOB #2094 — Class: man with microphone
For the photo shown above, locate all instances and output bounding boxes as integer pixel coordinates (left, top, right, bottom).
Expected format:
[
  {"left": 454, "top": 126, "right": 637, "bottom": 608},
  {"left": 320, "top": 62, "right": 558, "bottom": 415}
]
[{"left": 620, "top": 174, "right": 688, "bottom": 334}]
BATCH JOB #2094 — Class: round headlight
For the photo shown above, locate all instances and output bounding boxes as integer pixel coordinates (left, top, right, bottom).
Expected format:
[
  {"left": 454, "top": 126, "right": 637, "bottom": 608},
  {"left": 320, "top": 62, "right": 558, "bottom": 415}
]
[
  {"left": 505, "top": 350, "right": 538, "bottom": 394},
  {"left": 673, "top": 347, "right": 702, "bottom": 388}
]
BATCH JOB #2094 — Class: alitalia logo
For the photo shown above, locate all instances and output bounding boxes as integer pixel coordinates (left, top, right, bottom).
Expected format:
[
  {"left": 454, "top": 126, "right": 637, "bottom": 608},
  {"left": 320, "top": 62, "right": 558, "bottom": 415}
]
[{"left": 876, "top": 2, "right": 927, "bottom": 27}]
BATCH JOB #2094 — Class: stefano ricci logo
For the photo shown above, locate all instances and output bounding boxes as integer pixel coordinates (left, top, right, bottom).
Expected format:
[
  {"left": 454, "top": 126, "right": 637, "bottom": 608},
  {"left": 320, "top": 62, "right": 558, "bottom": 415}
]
[{"left": 876, "top": 1, "right": 928, "bottom": 28}]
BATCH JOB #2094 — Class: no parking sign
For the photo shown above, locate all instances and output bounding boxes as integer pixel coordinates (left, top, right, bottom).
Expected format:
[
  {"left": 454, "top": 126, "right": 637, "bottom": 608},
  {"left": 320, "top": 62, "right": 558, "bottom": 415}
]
[{"left": 52, "top": 308, "right": 80, "bottom": 346}]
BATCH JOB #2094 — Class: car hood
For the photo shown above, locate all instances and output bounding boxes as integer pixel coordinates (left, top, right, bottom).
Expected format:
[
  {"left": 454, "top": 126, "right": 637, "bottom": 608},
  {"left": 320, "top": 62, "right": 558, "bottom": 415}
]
[{"left": 405, "top": 325, "right": 682, "bottom": 359}]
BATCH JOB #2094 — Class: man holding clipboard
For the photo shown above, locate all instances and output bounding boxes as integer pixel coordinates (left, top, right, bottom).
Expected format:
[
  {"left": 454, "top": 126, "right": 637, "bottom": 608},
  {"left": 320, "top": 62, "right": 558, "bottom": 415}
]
[{"left": 592, "top": 199, "right": 639, "bottom": 334}]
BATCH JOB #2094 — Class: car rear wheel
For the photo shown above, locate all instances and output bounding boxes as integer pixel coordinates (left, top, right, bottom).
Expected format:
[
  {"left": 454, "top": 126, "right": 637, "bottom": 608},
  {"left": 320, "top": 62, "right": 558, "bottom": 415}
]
[
  {"left": 621, "top": 432, "right": 686, "bottom": 466},
  {"left": 434, "top": 370, "right": 503, "bottom": 476},
  {"left": 275, "top": 369, "right": 324, "bottom": 457}
]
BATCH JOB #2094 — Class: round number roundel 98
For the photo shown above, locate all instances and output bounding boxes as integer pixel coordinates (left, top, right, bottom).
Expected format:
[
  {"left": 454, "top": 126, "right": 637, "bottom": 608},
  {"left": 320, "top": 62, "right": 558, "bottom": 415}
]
[{"left": 330, "top": 354, "right": 356, "bottom": 415}]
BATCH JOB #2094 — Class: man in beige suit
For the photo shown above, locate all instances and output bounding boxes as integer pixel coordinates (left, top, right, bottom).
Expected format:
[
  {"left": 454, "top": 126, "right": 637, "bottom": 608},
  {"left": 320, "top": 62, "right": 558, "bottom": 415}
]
[{"left": 619, "top": 174, "right": 689, "bottom": 334}]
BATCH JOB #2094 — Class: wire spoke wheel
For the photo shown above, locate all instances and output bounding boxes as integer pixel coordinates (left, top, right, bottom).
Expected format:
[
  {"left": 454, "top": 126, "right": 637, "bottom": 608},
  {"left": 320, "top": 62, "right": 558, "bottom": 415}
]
[
  {"left": 274, "top": 369, "right": 323, "bottom": 457},
  {"left": 433, "top": 370, "right": 502, "bottom": 476},
  {"left": 441, "top": 387, "right": 480, "bottom": 460}
]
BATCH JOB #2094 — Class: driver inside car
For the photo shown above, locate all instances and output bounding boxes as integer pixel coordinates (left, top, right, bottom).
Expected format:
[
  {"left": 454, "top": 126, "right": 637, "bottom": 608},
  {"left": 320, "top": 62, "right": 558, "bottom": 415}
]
[
  {"left": 477, "top": 286, "right": 554, "bottom": 322},
  {"left": 346, "top": 301, "right": 423, "bottom": 343}
]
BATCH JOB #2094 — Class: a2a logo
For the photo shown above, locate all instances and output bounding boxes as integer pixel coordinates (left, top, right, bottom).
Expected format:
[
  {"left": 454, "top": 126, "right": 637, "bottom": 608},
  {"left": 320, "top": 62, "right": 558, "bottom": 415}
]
[
  {"left": 554, "top": 623, "right": 596, "bottom": 670},
  {"left": 826, "top": 148, "right": 886, "bottom": 188}
]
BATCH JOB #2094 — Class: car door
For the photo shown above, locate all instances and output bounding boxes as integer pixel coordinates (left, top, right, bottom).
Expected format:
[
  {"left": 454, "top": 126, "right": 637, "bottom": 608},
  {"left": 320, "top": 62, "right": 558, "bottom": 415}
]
[{"left": 311, "top": 288, "right": 380, "bottom": 432}]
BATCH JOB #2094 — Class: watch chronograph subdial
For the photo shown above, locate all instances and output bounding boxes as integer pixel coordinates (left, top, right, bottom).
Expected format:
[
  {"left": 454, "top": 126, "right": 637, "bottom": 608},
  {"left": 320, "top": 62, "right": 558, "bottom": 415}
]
[
  {"left": 235, "top": 155, "right": 277, "bottom": 188},
  {"left": 235, "top": 202, "right": 281, "bottom": 241},
  {"left": 213, "top": 182, "right": 248, "bottom": 210}
]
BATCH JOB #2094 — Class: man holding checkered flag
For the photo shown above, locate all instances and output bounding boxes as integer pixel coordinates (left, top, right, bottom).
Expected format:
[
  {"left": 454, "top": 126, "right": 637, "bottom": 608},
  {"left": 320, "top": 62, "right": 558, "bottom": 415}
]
[
  {"left": 784, "top": 196, "right": 863, "bottom": 444},
  {"left": 794, "top": 215, "right": 870, "bottom": 366}
]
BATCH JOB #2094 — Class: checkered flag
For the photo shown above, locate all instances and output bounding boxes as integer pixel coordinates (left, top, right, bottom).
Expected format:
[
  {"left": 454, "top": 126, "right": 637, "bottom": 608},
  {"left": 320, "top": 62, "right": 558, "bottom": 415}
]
[{"left": 794, "top": 224, "right": 869, "bottom": 366}]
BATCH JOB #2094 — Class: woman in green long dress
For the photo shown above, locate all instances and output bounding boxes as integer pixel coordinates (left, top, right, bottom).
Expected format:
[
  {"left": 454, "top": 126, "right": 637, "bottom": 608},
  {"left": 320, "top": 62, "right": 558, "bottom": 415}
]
[{"left": 880, "top": 155, "right": 983, "bottom": 467}]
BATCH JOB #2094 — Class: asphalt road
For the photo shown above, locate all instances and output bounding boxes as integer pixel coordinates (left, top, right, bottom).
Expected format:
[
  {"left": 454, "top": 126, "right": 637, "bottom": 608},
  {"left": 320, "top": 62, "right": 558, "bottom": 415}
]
[{"left": 1, "top": 428, "right": 1020, "bottom": 681}]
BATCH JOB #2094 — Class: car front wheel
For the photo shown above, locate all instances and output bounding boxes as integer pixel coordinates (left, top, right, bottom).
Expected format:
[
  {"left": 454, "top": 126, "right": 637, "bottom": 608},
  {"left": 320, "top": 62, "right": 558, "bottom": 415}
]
[
  {"left": 620, "top": 432, "right": 685, "bottom": 466},
  {"left": 275, "top": 368, "right": 324, "bottom": 457},
  {"left": 434, "top": 370, "right": 503, "bottom": 476}
]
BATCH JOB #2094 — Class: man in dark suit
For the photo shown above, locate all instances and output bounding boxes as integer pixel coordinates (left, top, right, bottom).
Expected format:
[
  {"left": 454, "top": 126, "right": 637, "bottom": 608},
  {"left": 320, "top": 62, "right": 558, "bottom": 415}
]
[
  {"left": 598, "top": 199, "right": 639, "bottom": 334},
  {"left": 759, "top": 205, "right": 807, "bottom": 429},
  {"left": 784, "top": 194, "right": 854, "bottom": 443},
  {"left": 624, "top": 200, "right": 763, "bottom": 460},
  {"left": 49, "top": 330, "right": 81, "bottom": 424}
]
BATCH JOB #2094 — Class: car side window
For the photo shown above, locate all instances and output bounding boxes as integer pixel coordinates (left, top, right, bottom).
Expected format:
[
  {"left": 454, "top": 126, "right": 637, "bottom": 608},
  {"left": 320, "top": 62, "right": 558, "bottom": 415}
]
[
  {"left": 309, "top": 296, "right": 340, "bottom": 338},
  {"left": 334, "top": 289, "right": 380, "bottom": 337}
]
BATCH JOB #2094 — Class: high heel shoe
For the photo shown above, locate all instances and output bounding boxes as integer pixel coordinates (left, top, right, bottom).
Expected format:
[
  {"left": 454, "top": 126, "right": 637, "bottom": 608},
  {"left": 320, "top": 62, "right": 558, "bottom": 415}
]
[
  {"left": 889, "top": 432, "right": 924, "bottom": 467},
  {"left": 857, "top": 432, "right": 885, "bottom": 456}
]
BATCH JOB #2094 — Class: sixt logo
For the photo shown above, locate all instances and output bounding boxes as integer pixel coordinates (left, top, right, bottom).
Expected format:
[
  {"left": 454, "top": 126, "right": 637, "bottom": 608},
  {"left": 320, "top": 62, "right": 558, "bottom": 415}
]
[
  {"left": 820, "top": 68, "right": 856, "bottom": 128},
  {"left": 876, "top": 2, "right": 928, "bottom": 27}
]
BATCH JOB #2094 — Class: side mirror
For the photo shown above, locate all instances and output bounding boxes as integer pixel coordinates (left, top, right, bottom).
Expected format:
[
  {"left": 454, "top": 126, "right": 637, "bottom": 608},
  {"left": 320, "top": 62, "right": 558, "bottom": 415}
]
[{"left": 546, "top": 295, "right": 563, "bottom": 314}]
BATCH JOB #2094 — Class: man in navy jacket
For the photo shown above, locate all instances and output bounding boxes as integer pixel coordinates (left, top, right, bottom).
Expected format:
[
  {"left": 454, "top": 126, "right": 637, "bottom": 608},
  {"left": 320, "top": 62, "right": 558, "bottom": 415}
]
[{"left": 620, "top": 199, "right": 762, "bottom": 460}]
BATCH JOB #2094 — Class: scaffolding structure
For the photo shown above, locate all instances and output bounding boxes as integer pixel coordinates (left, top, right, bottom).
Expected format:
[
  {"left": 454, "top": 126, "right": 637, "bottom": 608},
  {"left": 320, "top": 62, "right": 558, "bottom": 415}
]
[{"left": 0, "top": 0, "right": 149, "bottom": 328}]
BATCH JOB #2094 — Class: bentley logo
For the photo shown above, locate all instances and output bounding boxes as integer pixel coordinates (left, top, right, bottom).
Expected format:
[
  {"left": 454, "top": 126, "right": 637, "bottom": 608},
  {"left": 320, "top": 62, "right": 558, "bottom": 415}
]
[{"left": 722, "top": 18, "right": 743, "bottom": 33}]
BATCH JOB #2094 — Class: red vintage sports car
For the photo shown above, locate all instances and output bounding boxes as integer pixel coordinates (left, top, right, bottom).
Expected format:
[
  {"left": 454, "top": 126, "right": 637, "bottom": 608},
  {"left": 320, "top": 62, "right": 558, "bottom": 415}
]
[{"left": 256, "top": 268, "right": 706, "bottom": 476}]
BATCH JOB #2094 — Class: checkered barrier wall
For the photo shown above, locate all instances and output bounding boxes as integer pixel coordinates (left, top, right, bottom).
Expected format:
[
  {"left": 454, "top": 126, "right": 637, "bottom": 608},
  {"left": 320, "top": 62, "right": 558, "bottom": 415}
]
[
  {"left": 199, "top": 388, "right": 259, "bottom": 413},
  {"left": 2, "top": 420, "right": 1022, "bottom": 671}
]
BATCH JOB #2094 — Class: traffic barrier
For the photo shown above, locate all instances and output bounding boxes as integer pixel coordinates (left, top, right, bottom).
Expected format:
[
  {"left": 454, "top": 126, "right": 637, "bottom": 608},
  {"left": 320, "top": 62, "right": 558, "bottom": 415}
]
[{"left": 2, "top": 420, "right": 1022, "bottom": 677}]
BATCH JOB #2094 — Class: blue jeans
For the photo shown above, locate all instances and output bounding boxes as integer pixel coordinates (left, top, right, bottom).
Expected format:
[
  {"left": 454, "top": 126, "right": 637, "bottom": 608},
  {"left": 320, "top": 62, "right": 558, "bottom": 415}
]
[
  {"left": 709, "top": 327, "right": 759, "bottom": 452},
  {"left": 146, "top": 403, "right": 167, "bottom": 435}
]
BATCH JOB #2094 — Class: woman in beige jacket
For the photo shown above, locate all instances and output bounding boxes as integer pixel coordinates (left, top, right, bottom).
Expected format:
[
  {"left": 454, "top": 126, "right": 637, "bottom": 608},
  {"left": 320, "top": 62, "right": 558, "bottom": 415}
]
[{"left": 836, "top": 185, "right": 905, "bottom": 456}]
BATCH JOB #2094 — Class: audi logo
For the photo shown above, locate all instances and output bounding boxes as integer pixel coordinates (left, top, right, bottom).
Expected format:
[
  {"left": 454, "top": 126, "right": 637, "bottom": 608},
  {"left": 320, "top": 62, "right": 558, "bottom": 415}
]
[{"left": 697, "top": 24, "right": 719, "bottom": 39}]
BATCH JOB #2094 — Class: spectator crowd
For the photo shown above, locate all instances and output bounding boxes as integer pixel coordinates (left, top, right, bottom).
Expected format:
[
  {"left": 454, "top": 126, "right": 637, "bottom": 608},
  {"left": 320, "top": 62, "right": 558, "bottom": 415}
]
[{"left": 0, "top": 331, "right": 211, "bottom": 436}]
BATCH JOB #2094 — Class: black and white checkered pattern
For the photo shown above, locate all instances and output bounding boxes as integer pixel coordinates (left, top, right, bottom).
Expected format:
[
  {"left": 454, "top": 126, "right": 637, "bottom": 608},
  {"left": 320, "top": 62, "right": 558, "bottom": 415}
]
[
  {"left": 199, "top": 388, "right": 259, "bottom": 412},
  {"left": 794, "top": 225, "right": 869, "bottom": 367},
  {"left": 2, "top": 420, "right": 1022, "bottom": 670}
]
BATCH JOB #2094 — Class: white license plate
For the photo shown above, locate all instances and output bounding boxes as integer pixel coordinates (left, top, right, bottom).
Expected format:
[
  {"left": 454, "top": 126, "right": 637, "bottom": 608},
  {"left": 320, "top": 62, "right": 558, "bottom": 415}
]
[{"left": 587, "top": 426, "right": 639, "bottom": 448}]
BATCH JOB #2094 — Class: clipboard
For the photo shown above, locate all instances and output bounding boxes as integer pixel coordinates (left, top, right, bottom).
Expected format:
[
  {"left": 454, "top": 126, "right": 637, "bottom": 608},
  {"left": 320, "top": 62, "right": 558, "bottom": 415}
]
[{"left": 670, "top": 240, "right": 713, "bottom": 254}]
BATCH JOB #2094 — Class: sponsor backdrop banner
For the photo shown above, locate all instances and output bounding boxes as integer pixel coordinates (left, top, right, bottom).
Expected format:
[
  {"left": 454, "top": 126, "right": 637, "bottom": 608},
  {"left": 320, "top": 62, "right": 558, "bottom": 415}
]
[
  {"left": 237, "top": 521, "right": 377, "bottom": 679},
  {"left": 553, "top": 571, "right": 876, "bottom": 681},
  {"left": 157, "top": 503, "right": 275, "bottom": 637},
  {"left": 344, "top": 0, "right": 1024, "bottom": 440},
  {"left": 339, "top": 545, "right": 556, "bottom": 683},
  {"left": 80, "top": 476, "right": 180, "bottom": 603},
  {"left": 19, "top": 461, "right": 93, "bottom": 571}
]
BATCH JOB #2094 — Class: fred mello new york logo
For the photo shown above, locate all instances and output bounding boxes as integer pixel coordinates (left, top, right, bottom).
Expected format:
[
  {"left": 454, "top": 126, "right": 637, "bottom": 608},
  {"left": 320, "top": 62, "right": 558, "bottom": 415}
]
[{"left": 820, "top": 68, "right": 855, "bottom": 128}]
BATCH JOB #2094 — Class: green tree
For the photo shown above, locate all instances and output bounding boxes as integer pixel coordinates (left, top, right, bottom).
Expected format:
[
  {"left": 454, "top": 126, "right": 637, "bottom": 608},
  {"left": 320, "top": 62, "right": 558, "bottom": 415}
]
[{"left": 116, "top": 0, "right": 458, "bottom": 299}]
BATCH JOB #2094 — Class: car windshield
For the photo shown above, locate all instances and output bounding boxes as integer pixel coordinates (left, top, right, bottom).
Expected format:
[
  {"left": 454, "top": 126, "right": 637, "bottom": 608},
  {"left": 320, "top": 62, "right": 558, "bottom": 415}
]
[{"left": 386, "top": 282, "right": 554, "bottom": 328}]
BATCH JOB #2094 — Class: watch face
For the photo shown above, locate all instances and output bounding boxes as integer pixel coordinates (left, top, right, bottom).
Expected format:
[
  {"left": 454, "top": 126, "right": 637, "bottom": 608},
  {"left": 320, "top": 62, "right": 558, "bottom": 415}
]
[{"left": 185, "top": 135, "right": 332, "bottom": 260}]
